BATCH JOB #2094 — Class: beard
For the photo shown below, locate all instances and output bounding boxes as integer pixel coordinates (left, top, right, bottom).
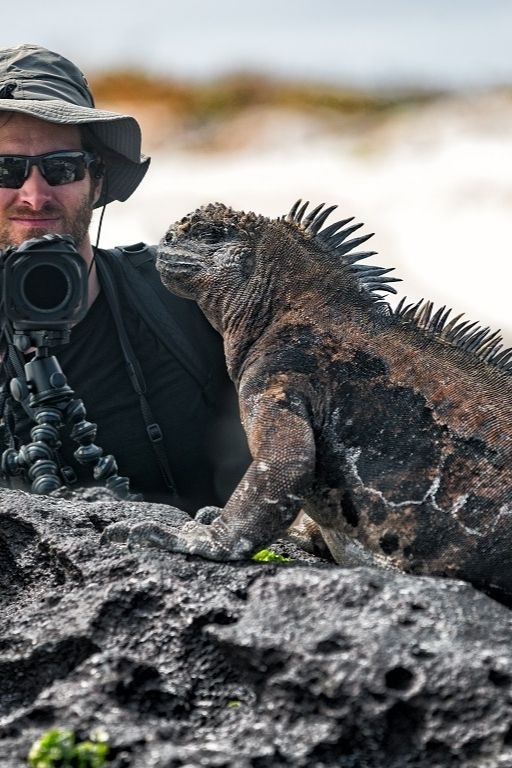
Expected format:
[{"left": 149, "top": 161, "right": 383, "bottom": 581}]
[{"left": 0, "top": 187, "right": 95, "bottom": 252}]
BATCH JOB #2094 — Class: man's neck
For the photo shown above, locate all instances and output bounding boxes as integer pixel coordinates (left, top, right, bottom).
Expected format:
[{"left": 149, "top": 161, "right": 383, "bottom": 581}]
[{"left": 80, "top": 235, "right": 100, "bottom": 308}]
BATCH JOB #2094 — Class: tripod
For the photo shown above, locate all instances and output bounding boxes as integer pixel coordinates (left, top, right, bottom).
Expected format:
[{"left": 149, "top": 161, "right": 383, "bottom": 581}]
[{"left": 2, "top": 331, "right": 139, "bottom": 499}]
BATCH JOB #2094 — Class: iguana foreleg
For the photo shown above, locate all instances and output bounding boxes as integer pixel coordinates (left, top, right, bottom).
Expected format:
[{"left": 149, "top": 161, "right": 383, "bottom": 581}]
[{"left": 103, "top": 397, "right": 316, "bottom": 560}]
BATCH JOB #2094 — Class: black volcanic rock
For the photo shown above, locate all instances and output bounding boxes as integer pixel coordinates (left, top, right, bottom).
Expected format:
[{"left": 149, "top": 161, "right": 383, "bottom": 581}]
[{"left": 0, "top": 488, "right": 511, "bottom": 767}]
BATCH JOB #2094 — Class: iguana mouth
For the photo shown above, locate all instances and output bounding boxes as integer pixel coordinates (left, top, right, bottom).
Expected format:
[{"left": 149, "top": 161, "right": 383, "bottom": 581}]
[
  {"left": 158, "top": 250, "right": 203, "bottom": 274},
  {"left": 158, "top": 261, "right": 202, "bottom": 285},
  {"left": 164, "top": 259, "right": 201, "bottom": 269}
]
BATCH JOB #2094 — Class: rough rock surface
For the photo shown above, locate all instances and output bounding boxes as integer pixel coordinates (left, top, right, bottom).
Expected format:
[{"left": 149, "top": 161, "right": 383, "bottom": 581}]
[{"left": 0, "top": 488, "right": 511, "bottom": 768}]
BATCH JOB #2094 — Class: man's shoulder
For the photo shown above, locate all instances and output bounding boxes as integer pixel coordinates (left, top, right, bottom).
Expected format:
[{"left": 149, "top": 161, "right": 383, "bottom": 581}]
[
  {"left": 96, "top": 241, "right": 226, "bottom": 392},
  {"left": 99, "top": 242, "right": 207, "bottom": 323},
  {"left": 100, "top": 241, "right": 157, "bottom": 269}
]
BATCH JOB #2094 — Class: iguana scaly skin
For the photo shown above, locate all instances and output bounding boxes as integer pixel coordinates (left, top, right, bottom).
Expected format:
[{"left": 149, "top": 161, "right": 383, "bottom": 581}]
[{"left": 105, "top": 201, "right": 512, "bottom": 600}]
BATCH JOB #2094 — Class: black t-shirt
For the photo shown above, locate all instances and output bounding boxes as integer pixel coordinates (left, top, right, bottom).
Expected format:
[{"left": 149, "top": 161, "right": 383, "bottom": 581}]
[{"left": 8, "top": 267, "right": 250, "bottom": 513}]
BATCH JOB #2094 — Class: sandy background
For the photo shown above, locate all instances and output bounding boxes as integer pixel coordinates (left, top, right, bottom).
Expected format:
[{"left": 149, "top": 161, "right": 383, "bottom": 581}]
[{"left": 91, "top": 90, "right": 512, "bottom": 346}]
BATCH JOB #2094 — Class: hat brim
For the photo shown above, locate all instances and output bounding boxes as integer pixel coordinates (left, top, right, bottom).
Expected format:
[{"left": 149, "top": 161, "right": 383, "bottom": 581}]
[{"left": 0, "top": 99, "right": 150, "bottom": 207}]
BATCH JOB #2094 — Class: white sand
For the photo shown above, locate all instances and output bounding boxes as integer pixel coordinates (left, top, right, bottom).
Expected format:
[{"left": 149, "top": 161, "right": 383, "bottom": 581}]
[{"left": 92, "top": 93, "right": 512, "bottom": 344}]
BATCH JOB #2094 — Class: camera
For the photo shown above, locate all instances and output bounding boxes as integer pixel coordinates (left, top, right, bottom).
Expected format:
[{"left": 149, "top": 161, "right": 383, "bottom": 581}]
[{"left": 0, "top": 233, "right": 88, "bottom": 334}]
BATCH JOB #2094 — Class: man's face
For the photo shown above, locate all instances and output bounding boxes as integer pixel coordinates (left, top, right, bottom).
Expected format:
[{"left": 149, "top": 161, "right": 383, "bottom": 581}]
[{"left": 0, "top": 113, "right": 101, "bottom": 255}]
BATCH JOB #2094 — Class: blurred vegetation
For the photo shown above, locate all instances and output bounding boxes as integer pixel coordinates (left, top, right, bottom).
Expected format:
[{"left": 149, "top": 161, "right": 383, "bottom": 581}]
[
  {"left": 89, "top": 70, "right": 448, "bottom": 152},
  {"left": 90, "top": 69, "right": 442, "bottom": 123}
]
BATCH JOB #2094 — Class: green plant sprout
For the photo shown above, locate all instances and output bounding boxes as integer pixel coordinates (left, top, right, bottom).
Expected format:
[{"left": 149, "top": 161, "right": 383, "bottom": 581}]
[
  {"left": 252, "top": 548, "right": 293, "bottom": 563},
  {"left": 28, "top": 727, "right": 109, "bottom": 768}
]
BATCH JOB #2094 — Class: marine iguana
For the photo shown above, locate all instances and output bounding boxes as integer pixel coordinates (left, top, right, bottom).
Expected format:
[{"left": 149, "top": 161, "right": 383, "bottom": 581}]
[{"left": 105, "top": 200, "right": 512, "bottom": 600}]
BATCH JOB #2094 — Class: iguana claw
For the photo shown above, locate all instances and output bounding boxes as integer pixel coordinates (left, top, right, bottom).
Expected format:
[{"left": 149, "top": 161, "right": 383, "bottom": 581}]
[
  {"left": 103, "top": 516, "right": 254, "bottom": 560},
  {"left": 100, "top": 521, "right": 132, "bottom": 544},
  {"left": 194, "top": 506, "right": 223, "bottom": 525},
  {"left": 102, "top": 519, "right": 187, "bottom": 553},
  {"left": 127, "top": 521, "right": 186, "bottom": 551}
]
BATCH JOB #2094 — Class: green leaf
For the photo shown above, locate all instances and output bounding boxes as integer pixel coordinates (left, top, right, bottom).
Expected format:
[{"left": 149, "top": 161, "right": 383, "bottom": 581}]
[
  {"left": 27, "top": 728, "right": 109, "bottom": 768},
  {"left": 28, "top": 728, "right": 76, "bottom": 767},
  {"left": 252, "top": 548, "right": 293, "bottom": 563},
  {"left": 75, "top": 740, "right": 109, "bottom": 768}
]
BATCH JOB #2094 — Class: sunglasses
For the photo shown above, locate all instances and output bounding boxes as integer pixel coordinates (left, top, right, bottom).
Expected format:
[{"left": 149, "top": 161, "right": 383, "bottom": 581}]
[{"left": 0, "top": 150, "right": 98, "bottom": 189}]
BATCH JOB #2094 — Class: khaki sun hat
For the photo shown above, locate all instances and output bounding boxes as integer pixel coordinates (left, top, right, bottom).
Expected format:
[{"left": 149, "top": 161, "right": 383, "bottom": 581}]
[{"left": 0, "top": 43, "right": 150, "bottom": 207}]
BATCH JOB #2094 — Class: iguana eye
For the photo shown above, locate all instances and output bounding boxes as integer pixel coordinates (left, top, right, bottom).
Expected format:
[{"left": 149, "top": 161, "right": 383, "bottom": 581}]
[
  {"left": 189, "top": 223, "right": 238, "bottom": 245},
  {"left": 202, "top": 228, "right": 226, "bottom": 245},
  {"left": 162, "top": 228, "right": 177, "bottom": 245}
]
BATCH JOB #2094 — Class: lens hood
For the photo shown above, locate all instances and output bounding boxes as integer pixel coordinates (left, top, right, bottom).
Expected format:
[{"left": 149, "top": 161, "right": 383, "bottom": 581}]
[{"left": 1, "top": 233, "right": 88, "bottom": 331}]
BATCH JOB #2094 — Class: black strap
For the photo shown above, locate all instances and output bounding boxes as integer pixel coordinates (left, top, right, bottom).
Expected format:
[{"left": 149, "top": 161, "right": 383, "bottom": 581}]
[
  {"left": 105, "top": 244, "right": 215, "bottom": 402},
  {"left": 95, "top": 255, "right": 177, "bottom": 493}
]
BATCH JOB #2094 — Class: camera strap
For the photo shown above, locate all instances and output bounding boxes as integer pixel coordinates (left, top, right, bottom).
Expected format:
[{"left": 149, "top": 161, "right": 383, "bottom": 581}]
[
  {"left": 95, "top": 255, "right": 177, "bottom": 494},
  {"left": 105, "top": 243, "right": 218, "bottom": 405}
]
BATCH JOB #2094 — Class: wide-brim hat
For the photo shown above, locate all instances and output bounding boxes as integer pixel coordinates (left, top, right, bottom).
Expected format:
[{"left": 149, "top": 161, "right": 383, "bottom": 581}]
[{"left": 0, "top": 44, "right": 150, "bottom": 208}]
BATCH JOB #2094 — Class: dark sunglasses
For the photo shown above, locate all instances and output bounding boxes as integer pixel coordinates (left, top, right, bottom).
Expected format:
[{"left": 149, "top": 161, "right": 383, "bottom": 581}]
[{"left": 0, "top": 150, "right": 98, "bottom": 189}]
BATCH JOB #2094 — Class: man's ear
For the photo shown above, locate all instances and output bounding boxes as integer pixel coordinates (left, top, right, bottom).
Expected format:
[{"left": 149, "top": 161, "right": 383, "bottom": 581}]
[
  {"left": 93, "top": 161, "right": 105, "bottom": 180},
  {"left": 92, "top": 164, "right": 105, "bottom": 206},
  {"left": 92, "top": 179, "right": 103, "bottom": 206}
]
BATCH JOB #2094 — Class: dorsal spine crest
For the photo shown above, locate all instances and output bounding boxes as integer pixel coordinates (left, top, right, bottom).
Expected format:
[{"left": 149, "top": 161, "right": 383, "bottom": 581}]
[{"left": 285, "top": 199, "right": 512, "bottom": 375}]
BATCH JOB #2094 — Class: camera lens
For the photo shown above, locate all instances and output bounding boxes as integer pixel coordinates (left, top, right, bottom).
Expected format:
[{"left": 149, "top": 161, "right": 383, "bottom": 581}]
[
  {"left": 21, "top": 262, "right": 70, "bottom": 312},
  {"left": 2, "top": 234, "right": 88, "bottom": 331}
]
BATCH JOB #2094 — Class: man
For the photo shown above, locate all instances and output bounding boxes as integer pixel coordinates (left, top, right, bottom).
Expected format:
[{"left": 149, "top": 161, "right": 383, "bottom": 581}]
[{"left": 0, "top": 44, "right": 250, "bottom": 512}]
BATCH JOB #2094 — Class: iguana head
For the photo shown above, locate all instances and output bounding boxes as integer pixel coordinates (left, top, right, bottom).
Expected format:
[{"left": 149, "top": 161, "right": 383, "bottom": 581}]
[
  {"left": 157, "top": 202, "right": 268, "bottom": 331},
  {"left": 158, "top": 200, "right": 394, "bottom": 335}
]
